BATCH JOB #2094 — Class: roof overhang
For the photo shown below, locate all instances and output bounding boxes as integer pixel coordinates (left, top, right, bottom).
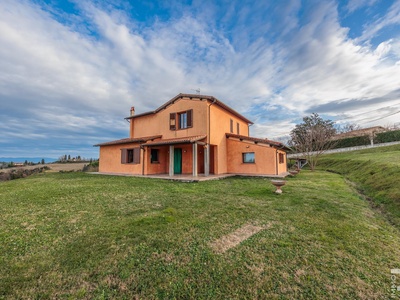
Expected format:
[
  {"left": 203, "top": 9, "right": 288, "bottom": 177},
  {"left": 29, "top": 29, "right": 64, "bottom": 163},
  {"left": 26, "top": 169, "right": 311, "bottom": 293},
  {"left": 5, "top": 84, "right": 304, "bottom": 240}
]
[
  {"left": 226, "top": 133, "right": 290, "bottom": 151},
  {"left": 142, "top": 135, "right": 207, "bottom": 147},
  {"left": 94, "top": 135, "right": 162, "bottom": 147}
]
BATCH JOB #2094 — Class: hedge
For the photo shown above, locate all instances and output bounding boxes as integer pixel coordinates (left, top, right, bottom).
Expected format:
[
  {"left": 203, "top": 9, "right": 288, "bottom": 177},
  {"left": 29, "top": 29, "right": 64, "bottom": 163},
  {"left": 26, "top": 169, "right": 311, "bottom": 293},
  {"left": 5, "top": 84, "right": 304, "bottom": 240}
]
[
  {"left": 332, "top": 135, "right": 371, "bottom": 149},
  {"left": 375, "top": 129, "right": 400, "bottom": 143}
]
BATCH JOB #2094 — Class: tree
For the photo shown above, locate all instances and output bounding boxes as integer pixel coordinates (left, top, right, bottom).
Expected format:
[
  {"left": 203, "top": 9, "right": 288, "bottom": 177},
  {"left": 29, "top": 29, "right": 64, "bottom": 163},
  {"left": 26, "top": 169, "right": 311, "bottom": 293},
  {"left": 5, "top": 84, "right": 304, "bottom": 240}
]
[
  {"left": 41, "top": 158, "right": 45, "bottom": 165},
  {"left": 289, "top": 113, "right": 337, "bottom": 171},
  {"left": 337, "top": 122, "right": 361, "bottom": 134},
  {"left": 68, "top": 155, "right": 71, "bottom": 161}
]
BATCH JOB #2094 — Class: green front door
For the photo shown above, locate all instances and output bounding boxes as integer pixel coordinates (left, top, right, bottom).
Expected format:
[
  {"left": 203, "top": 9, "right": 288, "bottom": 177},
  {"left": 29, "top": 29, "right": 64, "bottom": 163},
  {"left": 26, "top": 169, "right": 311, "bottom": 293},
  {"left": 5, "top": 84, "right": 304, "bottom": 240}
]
[{"left": 174, "top": 148, "right": 182, "bottom": 174}]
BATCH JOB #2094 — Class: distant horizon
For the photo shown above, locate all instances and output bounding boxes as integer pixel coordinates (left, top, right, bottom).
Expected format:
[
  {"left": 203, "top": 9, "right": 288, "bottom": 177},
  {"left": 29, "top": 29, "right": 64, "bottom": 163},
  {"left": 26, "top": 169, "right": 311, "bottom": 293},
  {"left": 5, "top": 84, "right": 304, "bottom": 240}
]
[
  {"left": 1, "top": 0, "right": 400, "bottom": 158},
  {"left": 0, "top": 157, "right": 98, "bottom": 163}
]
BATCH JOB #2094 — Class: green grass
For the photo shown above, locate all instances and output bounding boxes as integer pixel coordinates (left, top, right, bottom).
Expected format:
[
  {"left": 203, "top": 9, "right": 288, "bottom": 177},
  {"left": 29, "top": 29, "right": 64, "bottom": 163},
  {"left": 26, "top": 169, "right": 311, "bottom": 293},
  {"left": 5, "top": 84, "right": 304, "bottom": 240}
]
[
  {"left": 318, "top": 144, "right": 400, "bottom": 228},
  {"left": 1, "top": 171, "right": 400, "bottom": 299}
]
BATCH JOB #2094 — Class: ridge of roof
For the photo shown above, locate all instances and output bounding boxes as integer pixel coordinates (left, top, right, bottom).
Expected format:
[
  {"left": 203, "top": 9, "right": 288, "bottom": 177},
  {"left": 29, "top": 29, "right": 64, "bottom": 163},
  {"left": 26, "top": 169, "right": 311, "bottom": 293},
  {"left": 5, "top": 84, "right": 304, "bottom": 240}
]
[{"left": 125, "top": 93, "right": 254, "bottom": 124}]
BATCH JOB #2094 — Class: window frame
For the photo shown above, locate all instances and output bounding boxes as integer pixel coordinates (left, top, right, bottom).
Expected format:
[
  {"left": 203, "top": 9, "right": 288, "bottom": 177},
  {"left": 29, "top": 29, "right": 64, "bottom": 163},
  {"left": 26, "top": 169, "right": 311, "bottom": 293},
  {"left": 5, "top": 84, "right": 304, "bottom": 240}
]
[
  {"left": 170, "top": 109, "right": 193, "bottom": 130},
  {"left": 278, "top": 153, "right": 285, "bottom": 164},
  {"left": 121, "top": 147, "right": 140, "bottom": 164},
  {"left": 150, "top": 148, "right": 160, "bottom": 164},
  {"left": 242, "top": 152, "right": 255, "bottom": 164}
]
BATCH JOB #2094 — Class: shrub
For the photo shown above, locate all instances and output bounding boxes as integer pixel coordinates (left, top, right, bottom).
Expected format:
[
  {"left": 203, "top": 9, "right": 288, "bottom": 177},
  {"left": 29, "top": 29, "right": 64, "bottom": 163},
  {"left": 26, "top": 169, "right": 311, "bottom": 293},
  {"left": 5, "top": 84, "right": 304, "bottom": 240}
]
[
  {"left": 333, "top": 135, "right": 371, "bottom": 148},
  {"left": 375, "top": 129, "right": 400, "bottom": 143}
]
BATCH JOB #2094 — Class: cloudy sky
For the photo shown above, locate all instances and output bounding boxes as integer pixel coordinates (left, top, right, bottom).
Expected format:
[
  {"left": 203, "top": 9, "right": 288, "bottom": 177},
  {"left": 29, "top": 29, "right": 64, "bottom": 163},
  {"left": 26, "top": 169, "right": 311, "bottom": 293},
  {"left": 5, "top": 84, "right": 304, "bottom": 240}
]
[{"left": 1, "top": 0, "right": 400, "bottom": 159}]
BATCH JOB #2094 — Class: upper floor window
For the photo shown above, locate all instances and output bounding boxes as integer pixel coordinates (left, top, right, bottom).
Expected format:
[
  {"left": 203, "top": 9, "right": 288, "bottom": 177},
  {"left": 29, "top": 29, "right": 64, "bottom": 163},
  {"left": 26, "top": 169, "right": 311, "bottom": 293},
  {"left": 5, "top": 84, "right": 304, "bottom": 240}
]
[
  {"left": 170, "top": 110, "right": 193, "bottom": 130},
  {"left": 179, "top": 111, "right": 188, "bottom": 129},
  {"left": 237, "top": 122, "right": 240, "bottom": 134},
  {"left": 230, "top": 119, "right": 233, "bottom": 133}
]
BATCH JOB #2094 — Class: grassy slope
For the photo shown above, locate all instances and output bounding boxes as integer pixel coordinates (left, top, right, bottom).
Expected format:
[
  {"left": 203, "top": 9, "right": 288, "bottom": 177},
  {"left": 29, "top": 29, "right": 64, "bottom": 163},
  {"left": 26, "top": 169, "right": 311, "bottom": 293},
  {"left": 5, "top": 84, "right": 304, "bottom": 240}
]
[
  {"left": 1, "top": 172, "right": 400, "bottom": 299},
  {"left": 318, "top": 144, "right": 400, "bottom": 228}
]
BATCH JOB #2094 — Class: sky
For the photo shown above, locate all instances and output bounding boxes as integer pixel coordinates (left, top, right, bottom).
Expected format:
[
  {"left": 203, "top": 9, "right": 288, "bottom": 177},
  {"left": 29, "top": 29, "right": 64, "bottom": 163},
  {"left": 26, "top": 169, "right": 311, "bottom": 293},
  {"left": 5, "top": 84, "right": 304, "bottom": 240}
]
[{"left": 1, "top": 0, "right": 400, "bottom": 159}]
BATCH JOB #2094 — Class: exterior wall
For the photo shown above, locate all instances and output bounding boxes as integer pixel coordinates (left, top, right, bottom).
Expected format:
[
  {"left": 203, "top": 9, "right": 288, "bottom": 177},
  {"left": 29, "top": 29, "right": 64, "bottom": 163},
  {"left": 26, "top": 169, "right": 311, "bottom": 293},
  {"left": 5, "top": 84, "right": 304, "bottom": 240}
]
[
  {"left": 277, "top": 149, "right": 287, "bottom": 174},
  {"left": 144, "top": 146, "right": 169, "bottom": 175},
  {"left": 226, "top": 138, "right": 285, "bottom": 175},
  {"left": 209, "top": 104, "right": 249, "bottom": 174},
  {"left": 99, "top": 143, "right": 143, "bottom": 174},
  {"left": 130, "top": 98, "right": 208, "bottom": 139}
]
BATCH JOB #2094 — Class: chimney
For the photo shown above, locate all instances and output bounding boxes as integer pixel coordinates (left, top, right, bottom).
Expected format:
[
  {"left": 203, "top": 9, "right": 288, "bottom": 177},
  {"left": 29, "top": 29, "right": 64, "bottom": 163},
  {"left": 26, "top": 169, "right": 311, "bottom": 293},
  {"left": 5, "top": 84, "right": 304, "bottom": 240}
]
[{"left": 130, "top": 106, "right": 135, "bottom": 116}]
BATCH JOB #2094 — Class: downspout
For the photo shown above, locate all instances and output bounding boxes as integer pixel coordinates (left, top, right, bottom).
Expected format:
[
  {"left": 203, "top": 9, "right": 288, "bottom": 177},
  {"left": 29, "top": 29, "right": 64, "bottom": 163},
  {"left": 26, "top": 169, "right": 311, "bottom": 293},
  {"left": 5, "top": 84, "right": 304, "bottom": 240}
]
[
  {"left": 141, "top": 145, "right": 145, "bottom": 175},
  {"left": 208, "top": 98, "right": 217, "bottom": 145}
]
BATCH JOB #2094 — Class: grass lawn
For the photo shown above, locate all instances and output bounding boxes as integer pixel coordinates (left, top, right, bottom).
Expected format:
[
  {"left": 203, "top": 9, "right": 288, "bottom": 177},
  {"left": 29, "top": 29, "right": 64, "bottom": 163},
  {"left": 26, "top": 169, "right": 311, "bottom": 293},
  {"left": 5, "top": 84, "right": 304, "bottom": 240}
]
[
  {"left": 318, "top": 144, "right": 400, "bottom": 228},
  {"left": 1, "top": 171, "right": 400, "bottom": 299}
]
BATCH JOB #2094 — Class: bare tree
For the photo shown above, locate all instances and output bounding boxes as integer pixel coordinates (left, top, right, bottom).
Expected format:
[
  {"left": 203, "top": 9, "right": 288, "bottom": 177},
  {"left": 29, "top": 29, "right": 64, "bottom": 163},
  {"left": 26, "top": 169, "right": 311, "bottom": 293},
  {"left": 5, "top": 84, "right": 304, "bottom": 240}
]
[
  {"left": 337, "top": 123, "right": 361, "bottom": 133},
  {"left": 289, "top": 113, "right": 337, "bottom": 171}
]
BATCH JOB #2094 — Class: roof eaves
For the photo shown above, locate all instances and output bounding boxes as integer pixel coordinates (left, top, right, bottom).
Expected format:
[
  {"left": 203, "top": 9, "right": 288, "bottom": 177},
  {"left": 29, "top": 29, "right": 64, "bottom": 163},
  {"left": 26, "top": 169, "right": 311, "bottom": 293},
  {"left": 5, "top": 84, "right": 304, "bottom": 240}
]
[{"left": 94, "top": 135, "right": 162, "bottom": 147}]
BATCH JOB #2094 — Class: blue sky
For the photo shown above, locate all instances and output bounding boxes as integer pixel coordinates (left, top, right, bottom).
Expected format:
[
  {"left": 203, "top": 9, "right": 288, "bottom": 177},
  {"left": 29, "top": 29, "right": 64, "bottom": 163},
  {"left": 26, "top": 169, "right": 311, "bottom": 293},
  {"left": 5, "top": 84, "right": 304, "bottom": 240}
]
[{"left": 1, "top": 0, "right": 400, "bottom": 159}]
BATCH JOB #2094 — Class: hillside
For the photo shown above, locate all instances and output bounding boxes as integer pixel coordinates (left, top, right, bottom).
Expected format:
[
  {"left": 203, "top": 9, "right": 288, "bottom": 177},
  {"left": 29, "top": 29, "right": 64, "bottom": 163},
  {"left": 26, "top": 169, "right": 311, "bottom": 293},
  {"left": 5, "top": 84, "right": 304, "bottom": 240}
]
[
  {"left": 1, "top": 172, "right": 400, "bottom": 299},
  {"left": 318, "top": 144, "right": 400, "bottom": 227}
]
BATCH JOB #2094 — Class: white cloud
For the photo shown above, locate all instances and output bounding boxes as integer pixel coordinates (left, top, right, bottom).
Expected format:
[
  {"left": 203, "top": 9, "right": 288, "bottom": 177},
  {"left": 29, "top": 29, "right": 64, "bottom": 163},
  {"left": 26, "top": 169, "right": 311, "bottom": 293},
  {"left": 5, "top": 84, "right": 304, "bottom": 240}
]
[
  {"left": 345, "top": 0, "right": 380, "bottom": 13},
  {"left": 0, "top": 0, "right": 400, "bottom": 158}
]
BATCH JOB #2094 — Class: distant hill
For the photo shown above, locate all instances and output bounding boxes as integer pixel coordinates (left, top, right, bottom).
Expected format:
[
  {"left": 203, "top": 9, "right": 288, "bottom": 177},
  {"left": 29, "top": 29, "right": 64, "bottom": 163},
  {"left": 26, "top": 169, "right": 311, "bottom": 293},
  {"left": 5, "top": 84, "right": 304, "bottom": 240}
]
[{"left": 0, "top": 157, "right": 57, "bottom": 163}]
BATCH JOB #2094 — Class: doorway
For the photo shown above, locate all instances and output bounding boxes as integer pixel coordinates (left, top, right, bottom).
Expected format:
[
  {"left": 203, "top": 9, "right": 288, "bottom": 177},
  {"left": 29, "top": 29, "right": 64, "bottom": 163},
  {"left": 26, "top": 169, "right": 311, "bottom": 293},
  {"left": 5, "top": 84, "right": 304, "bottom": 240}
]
[{"left": 174, "top": 148, "right": 182, "bottom": 174}]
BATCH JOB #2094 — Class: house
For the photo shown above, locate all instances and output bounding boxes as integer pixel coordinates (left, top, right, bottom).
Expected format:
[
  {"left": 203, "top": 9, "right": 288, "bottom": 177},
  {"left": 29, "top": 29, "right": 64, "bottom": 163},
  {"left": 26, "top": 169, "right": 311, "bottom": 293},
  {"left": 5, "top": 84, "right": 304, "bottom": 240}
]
[{"left": 95, "top": 93, "right": 288, "bottom": 177}]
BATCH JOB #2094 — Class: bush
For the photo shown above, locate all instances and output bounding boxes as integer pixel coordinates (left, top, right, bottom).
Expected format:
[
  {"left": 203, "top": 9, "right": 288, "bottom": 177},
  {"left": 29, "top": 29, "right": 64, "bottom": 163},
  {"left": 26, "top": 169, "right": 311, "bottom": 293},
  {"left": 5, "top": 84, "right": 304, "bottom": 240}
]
[
  {"left": 333, "top": 135, "right": 371, "bottom": 149},
  {"left": 375, "top": 129, "right": 400, "bottom": 143}
]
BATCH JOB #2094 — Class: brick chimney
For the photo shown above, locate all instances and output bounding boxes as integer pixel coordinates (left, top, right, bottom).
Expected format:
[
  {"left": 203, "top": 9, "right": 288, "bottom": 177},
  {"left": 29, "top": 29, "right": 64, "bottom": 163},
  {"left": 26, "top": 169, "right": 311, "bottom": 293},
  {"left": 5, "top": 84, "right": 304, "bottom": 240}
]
[{"left": 130, "top": 106, "right": 135, "bottom": 116}]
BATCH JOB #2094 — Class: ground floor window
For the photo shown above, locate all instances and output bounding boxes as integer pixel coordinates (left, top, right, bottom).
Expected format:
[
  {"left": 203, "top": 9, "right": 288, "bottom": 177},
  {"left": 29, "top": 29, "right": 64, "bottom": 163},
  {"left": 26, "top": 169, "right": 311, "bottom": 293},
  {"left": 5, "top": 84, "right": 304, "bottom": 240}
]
[
  {"left": 121, "top": 147, "right": 140, "bottom": 164},
  {"left": 151, "top": 149, "right": 159, "bottom": 163},
  {"left": 243, "top": 152, "right": 255, "bottom": 163},
  {"left": 279, "top": 153, "right": 285, "bottom": 164}
]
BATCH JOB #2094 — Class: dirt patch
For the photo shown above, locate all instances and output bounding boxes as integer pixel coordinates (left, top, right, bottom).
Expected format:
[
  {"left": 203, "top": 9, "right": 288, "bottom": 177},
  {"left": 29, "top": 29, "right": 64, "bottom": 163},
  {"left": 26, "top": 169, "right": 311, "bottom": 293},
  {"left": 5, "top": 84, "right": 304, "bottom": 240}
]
[{"left": 210, "top": 223, "right": 269, "bottom": 254}]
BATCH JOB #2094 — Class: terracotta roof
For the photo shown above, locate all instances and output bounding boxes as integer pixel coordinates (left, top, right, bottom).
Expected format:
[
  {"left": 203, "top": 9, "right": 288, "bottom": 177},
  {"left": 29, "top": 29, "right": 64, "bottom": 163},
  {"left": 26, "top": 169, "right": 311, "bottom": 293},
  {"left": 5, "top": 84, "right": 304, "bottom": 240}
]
[
  {"left": 226, "top": 133, "right": 290, "bottom": 150},
  {"left": 125, "top": 93, "right": 254, "bottom": 124},
  {"left": 94, "top": 135, "right": 162, "bottom": 147},
  {"left": 142, "top": 135, "right": 207, "bottom": 146}
]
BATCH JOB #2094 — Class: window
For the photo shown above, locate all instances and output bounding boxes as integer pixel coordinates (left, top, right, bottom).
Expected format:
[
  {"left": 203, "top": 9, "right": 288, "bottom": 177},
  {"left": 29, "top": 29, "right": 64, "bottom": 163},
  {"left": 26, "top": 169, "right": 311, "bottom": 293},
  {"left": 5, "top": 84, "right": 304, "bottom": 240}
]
[
  {"left": 151, "top": 149, "right": 159, "bottom": 163},
  {"left": 230, "top": 119, "right": 233, "bottom": 133},
  {"left": 121, "top": 147, "right": 140, "bottom": 164},
  {"left": 237, "top": 122, "right": 240, "bottom": 134},
  {"left": 243, "top": 152, "right": 255, "bottom": 163},
  {"left": 279, "top": 153, "right": 285, "bottom": 164},
  {"left": 170, "top": 110, "right": 192, "bottom": 130},
  {"left": 179, "top": 111, "right": 187, "bottom": 129}
]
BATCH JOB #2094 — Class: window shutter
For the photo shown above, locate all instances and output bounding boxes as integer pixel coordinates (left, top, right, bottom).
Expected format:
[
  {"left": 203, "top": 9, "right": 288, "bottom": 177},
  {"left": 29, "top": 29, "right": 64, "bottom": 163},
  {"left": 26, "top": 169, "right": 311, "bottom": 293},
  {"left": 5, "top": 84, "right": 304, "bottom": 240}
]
[
  {"left": 187, "top": 109, "right": 193, "bottom": 128},
  {"left": 121, "top": 149, "right": 127, "bottom": 164},
  {"left": 230, "top": 119, "right": 233, "bottom": 133},
  {"left": 237, "top": 122, "right": 240, "bottom": 134},
  {"left": 133, "top": 147, "right": 140, "bottom": 164},
  {"left": 170, "top": 113, "right": 176, "bottom": 130}
]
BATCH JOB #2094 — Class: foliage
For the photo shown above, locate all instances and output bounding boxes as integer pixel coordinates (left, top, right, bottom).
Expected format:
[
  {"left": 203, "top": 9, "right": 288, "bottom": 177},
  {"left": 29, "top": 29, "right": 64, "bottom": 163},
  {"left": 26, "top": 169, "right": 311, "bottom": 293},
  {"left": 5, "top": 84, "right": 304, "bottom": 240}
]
[
  {"left": 318, "top": 144, "right": 400, "bottom": 227},
  {"left": 375, "top": 129, "right": 400, "bottom": 143},
  {"left": 332, "top": 135, "right": 371, "bottom": 149},
  {"left": 1, "top": 172, "right": 400, "bottom": 299},
  {"left": 289, "top": 113, "right": 336, "bottom": 171}
]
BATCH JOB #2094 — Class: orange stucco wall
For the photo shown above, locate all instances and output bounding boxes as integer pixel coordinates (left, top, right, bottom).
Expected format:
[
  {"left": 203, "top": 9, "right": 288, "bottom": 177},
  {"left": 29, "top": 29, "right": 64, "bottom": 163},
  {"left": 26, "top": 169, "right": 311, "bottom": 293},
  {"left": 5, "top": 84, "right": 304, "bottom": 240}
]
[
  {"left": 130, "top": 98, "right": 208, "bottom": 139},
  {"left": 99, "top": 95, "right": 287, "bottom": 176},
  {"left": 209, "top": 104, "right": 249, "bottom": 174},
  {"left": 99, "top": 143, "right": 143, "bottom": 174},
  {"left": 226, "top": 138, "right": 287, "bottom": 175}
]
